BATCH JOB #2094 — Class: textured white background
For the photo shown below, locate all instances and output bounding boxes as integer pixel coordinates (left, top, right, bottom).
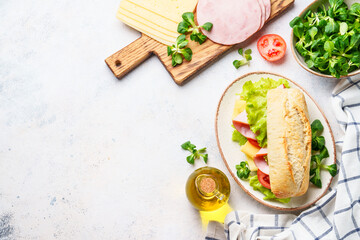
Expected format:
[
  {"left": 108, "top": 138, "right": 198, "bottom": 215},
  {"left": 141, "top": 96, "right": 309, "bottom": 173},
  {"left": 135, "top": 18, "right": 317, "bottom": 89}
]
[{"left": 0, "top": 0, "right": 342, "bottom": 239}]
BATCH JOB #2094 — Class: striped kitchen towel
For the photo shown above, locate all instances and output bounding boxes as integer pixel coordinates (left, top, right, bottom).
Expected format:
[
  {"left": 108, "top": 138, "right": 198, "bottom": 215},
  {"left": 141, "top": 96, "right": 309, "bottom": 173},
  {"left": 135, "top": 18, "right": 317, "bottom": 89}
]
[{"left": 206, "top": 77, "right": 360, "bottom": 240}]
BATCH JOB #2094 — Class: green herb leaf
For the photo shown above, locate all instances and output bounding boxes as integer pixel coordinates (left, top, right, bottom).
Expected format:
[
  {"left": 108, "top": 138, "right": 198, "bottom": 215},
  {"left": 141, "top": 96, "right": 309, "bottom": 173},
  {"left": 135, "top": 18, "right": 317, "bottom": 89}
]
[
  {"left": 167, "top": 46, "right": 173, "bottom": 56},
  {"left": 181, "top": 141, "right": 196, "bottom": 151},
  {"left": 181, "top": 141, "right": 208, "bottom": 164},
  {"left": 233, "top": 48, "right": 252, "bottom": 69},
  {"left": 339, "top": 22, "right": 348, "bottom": 35},
  {"left": 310, "top": 168, "right": 322, "bottom": 188},
  {"left": 236, "top": 161, "right": 250, "bottom": 179},
  {"left": 311, "top": 119, "right": 324, "bottom": 136},
  {"left": 182, "top": 12, "right": 196, "bottom": 26},
  {"left": 177, "top": 21, "right": 190, "bottom": 34},
  {"left": 312, "top": 136, "right": 325, "bottom": 151},
  {"left": 324, "top": 41, "right": 335, "bottom": 55},
  {"left": 349, "top": 3, "right": 360, "bottom": 17},
  {"left": 321, "top": 163, "right": 337, "bottom": 177},
  {"left": 245, "top": 49, "right": 252, "bottom": 55},
  {"left": 180, "top": 48, "right": 193, "bottom": 61},
  {"left": 308, "top": 26, "right": 318, "bottom": 40},
  {"left": 190, "top": 32, "right": 207, "bottom": 44},
  {"left": 167, "top": 35, "right": 193, "bottom": 67},
  {"left": 290, "top": 16, "right": 302, "bottom": 28},
  {"left": 177, "top": 12, "right": 212, "bottom": 45},
  {"left": 202, "top": 22, "right": 213, "bottom": 31}
]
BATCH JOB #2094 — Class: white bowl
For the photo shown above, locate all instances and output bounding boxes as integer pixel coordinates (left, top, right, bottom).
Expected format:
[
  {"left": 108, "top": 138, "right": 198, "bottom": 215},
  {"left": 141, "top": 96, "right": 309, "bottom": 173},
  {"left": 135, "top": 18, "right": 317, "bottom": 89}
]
[{"left": 290, "top": 0, "right": 360, "bottom": 79}]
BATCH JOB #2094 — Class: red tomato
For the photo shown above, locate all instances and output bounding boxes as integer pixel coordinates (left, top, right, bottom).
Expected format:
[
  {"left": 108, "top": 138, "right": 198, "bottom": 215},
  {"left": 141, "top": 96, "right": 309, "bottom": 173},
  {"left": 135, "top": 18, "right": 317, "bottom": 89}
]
[
  {"left": 257, "top": 169, "right": 271, "bottom": 189},
  {"left": 257, "top": 34, "right": 286, "bottom": 62},
  {"left": 248, "top": 138, "right": 260, "bottom": 148}
]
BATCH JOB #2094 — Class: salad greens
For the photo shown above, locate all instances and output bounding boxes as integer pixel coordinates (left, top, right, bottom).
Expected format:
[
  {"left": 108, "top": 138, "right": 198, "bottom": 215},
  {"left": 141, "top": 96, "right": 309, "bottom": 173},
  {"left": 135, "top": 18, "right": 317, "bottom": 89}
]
[
  {"left": 239, "top": 78, "right": 290, "bottom": 147},
  {"left": 233, "top": 48, "right": 252, "bottom": 69},
  {"left": 309, "top": 120, "right": 338, "bottom": 188},
  {"left": 290, "top": 0, "right": 360, "bottom": 78},
  {"left": 236, "top": 161, "right": 250, "bottom": 179},
  {"left": 167, "top": 35, "right": 193, "bottom": 67},
  {"left": 177, "top": 12, "right": 213, "bottom": 45},
  {"left": 232, "top": 128, "right": 248, "bottom": 146},
  {"left": 181, "top": 141, "right": 208, "bottom": 164},
  {"left": 249, "top": 175, "right": 291, "bottom": 203}
]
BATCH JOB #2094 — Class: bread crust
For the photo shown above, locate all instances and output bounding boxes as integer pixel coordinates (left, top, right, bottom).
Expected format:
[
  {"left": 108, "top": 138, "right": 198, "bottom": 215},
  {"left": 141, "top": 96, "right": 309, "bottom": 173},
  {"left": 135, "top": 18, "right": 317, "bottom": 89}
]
[{"left": 267, "top": 88, "right": 311, "bottom": 198}]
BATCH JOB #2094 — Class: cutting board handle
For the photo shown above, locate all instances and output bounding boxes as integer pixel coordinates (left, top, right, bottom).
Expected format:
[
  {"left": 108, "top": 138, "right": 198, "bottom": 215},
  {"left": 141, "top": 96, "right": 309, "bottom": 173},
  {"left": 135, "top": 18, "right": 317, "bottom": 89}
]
[{"left": 105, "top": 34, "right": 163, "bottom": 78}]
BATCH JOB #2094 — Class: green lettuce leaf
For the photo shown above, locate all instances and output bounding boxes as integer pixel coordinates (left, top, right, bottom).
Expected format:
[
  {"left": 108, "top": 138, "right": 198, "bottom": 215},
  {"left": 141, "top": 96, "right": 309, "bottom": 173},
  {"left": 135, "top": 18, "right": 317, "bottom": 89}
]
[
  {"left": 232, "top": 128, "right": 247, "bottom": 146},
  {"left": 240, "top": 78, "right": 290, "bottom": 147},
  {"left": 249, "top": 175, "right": 291, "bottom": 203}
]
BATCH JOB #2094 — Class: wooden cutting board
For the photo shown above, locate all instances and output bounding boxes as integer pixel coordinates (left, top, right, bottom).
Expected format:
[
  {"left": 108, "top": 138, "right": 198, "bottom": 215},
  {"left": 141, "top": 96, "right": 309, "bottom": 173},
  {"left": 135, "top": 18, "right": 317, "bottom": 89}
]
[{"left": 105, "top": 0, "right": 294, "bottom": 85}]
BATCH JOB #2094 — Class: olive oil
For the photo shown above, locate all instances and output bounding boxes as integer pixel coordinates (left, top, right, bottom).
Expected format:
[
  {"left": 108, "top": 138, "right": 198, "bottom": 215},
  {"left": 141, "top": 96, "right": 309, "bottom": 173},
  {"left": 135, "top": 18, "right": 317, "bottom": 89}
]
[{"left": 186, "top": 167, "right": 231, "bottom": 211}]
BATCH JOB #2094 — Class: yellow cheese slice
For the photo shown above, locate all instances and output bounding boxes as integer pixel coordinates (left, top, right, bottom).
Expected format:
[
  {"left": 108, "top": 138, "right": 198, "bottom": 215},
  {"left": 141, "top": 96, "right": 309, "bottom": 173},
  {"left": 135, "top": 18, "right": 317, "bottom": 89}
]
[
  {"left": 240, "top": 141, "right": 261, "bottom": 159},
  {"left": 117, "top": 0, "right": 198, "bottom": 45},
  {"left": 246, "top": 155, "right": 258, "bottom": 172},
  {"left": 232, "top": 99, "right": 246, "bottom": 119},
  {"left": 119, "top": 1, "right": 179, "bottom": 35},
  {"left": 129, "top": 0, "right": 198, "bottom": 22},
  {"left": 117, "top": 8, "right": 177, "bottom": 45}
]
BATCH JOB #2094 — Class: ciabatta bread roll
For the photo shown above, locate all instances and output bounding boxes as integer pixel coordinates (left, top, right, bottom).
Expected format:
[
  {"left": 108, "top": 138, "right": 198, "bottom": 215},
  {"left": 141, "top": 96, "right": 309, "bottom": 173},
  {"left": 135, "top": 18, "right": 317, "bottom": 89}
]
[{"left": 267, "top": 88, "right": 311, "bottom": 198}]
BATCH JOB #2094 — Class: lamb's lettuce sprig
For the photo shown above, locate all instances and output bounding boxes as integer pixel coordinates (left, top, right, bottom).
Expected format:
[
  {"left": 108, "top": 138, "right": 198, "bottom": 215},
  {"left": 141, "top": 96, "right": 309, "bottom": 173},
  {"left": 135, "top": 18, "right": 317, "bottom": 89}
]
[
  {"left": 177, "top": 12, "right": 213, "bottom": 44},
  {"left": 167, "top": 35, "right": 193, "bottom": 67}
]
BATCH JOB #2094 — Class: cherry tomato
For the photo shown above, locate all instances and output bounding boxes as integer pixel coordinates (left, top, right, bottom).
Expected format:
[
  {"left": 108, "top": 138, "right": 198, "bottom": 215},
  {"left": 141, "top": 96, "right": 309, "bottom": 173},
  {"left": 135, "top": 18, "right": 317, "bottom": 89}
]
[
  {"left": 248, "top": 138, "right": 260, "bottom": 148},
  {"left": 257, "top": 169, "right": 271, "bottom": 189},
  {"left": 257, "top": 34, "right": 286, "bottom": 62}
]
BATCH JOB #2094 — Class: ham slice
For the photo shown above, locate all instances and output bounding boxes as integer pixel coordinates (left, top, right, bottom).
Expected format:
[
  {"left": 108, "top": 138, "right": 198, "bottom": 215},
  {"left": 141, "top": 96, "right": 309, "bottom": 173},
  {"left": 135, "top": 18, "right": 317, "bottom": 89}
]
[
  {"left": 233, "top": 110, "right": 248, "bottom": 125},
  {"left": 255, "top": 147, "right": 268, "bottom": 157},
  {"left": 234, "top": 124, "right": 257, "bottom": 140},
  {"left": 233, "top": 111, "right": 257, "bottom": 140},
  {"left": 277, "top": 84, "right": 286, "bottom": 89},
  {"left": 257, "top": 0, "right": 266, "bottom": 29},
  {"left": 254, "top": 156, "right": 269, "bottom": 175},
  {"left": 262, "top": 0, "right": 271, "bottom": 20},
  {"left": 196, "top": 0, "right": 262, "bottom": 45}
]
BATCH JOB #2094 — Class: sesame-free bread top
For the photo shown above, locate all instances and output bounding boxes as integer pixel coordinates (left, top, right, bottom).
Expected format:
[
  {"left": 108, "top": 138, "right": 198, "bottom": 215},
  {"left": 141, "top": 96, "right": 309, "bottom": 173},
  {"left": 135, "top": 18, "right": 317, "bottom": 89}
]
[{"left": 266, "top": 88, "right": 312, "bottom": 198}]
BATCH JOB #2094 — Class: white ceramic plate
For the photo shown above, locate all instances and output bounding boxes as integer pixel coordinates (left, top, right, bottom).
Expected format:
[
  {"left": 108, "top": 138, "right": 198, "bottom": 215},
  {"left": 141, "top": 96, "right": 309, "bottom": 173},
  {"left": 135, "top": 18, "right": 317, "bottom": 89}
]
[{"left": 215, "top": 72, "right": 336, "bottom": 211}]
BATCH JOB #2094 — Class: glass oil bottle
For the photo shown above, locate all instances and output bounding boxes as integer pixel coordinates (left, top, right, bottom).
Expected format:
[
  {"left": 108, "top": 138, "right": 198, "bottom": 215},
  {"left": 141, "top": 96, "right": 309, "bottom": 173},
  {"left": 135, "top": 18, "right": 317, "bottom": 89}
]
[{"left": 185, "top": 167, "right": 231, "bottom": 211}]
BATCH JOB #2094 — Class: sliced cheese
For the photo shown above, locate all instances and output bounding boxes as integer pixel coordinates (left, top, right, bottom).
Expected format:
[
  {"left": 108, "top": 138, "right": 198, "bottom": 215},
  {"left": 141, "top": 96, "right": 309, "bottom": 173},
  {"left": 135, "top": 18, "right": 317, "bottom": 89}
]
[
  {"left": 119, "top": 1, "right": 179, "bottom": 35},
  {"left": 117, "top": 8, "right": 177, "bottom": 45},
  {"left": 129, "top": 0, "right": 198, "bottom": 22},
  {"left": 232, "top": 99, "right": 246, "bottom": 119},
  {"left": 246, "top": 155, "right": 258, "bottom": 172},
  {"left": 117, "top": 0, "right": 198, "bottom": 45},
  {"left": 240, "top": 141, "right": 261, "bottom": 159}
]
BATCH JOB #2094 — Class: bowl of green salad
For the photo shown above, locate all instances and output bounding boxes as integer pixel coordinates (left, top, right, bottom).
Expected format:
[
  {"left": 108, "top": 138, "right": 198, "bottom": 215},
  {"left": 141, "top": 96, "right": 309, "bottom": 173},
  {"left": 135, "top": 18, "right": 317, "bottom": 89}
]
[{"left": 290, "top": 0, "right": 360, "bottom": 78}]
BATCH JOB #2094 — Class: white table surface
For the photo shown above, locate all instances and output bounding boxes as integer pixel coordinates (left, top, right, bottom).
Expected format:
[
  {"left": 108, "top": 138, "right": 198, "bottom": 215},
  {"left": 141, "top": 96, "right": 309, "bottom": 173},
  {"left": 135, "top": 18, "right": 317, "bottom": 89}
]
[{"left": 0, "top": 0, "right": 343, "bottom": 239}]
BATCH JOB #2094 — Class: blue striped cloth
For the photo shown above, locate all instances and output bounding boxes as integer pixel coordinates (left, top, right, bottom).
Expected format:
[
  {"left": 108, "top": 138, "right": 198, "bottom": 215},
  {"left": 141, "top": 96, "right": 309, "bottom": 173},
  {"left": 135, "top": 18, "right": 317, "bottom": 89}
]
[{"left": 206, "top": 77, "right": 360, "bottom": 240}]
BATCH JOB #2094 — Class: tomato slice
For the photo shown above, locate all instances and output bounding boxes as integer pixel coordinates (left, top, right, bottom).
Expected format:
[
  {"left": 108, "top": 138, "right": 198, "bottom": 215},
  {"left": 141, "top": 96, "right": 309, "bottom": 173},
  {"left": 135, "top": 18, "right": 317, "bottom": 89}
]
[
  {"left": 257, "top": 169, "right": 271, "bottom": 189},
  {"left": 257, "top": 34, "right": 286, "bottom": 62},
  {"left": 247, "top": 138, "right": 260, "bottom": 148}
]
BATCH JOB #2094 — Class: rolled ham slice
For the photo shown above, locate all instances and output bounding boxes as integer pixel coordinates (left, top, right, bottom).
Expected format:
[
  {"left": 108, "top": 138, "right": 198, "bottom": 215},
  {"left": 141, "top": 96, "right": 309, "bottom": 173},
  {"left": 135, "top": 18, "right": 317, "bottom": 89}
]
[
  {"left": 277, "top": 84, "right": 286, "bottom": 89},
  {"left": 233, "top": 123, "right": 257, "bottom": 141},
  {"left": 255, "top": 147, "right": 268, "bottom": 157},
  {"left": 196, "top": 0, "right": 262, "bottom": 45},
  {"left": 233, "top": 110, "right": 248, "bottom": 125},
  {"left": 233, "top": 111, "right": 257, "bottom": 140},
  {"left": 254, "top": 156, "right": 269, "bottom": 175}
]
